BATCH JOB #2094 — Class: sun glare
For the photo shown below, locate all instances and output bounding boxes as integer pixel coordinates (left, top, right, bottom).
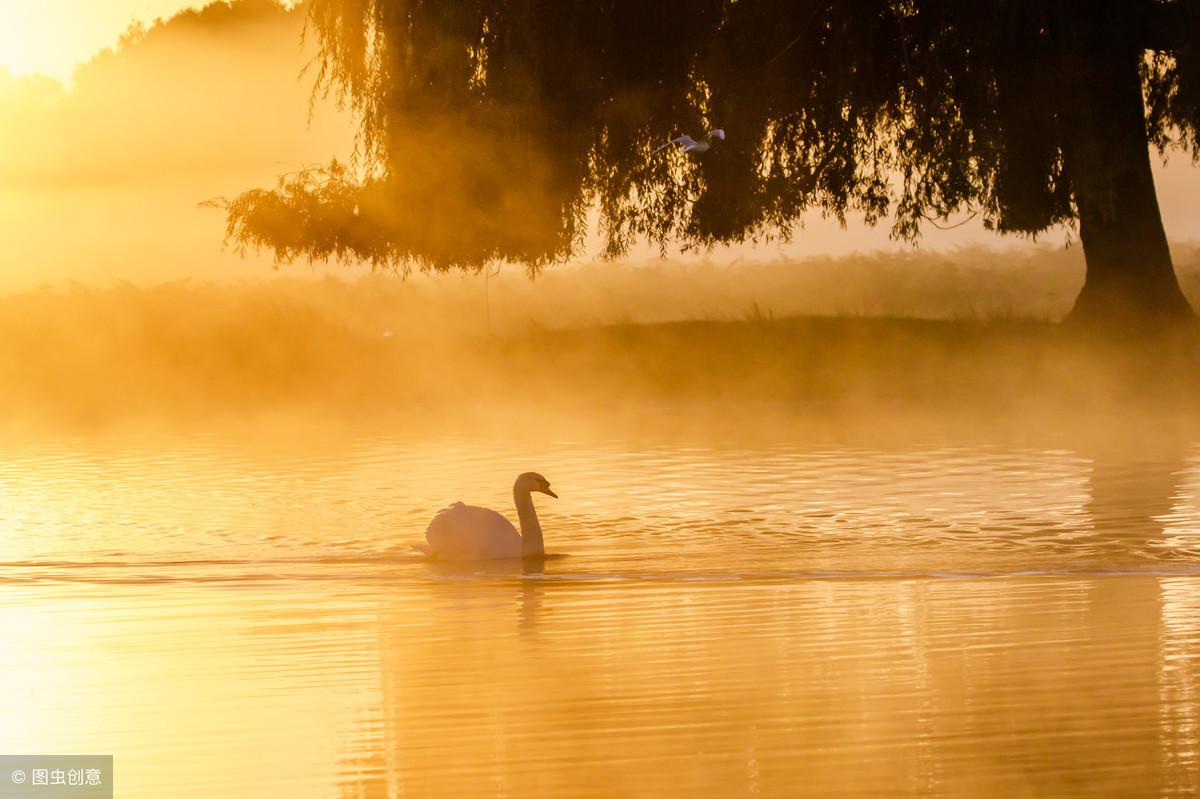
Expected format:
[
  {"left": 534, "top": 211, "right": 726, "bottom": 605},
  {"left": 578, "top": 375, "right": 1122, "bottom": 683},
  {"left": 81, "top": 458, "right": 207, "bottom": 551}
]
[{"left": 0, "top": 1, "right": 203, "bottom": 82}]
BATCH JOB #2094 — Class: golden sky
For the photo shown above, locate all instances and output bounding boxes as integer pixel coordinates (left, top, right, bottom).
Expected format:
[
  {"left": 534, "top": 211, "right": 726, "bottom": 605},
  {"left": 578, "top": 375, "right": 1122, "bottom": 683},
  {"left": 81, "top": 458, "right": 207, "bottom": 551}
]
[{"left": 0, "top": 1, "right": 205, "bottom": 81}]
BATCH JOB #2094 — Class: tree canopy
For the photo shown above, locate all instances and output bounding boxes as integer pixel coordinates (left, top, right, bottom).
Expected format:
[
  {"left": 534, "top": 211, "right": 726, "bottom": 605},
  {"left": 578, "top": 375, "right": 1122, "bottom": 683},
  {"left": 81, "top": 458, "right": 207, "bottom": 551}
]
[{"left": 221, "top": 0, "right": 1200, "bottom": 319}]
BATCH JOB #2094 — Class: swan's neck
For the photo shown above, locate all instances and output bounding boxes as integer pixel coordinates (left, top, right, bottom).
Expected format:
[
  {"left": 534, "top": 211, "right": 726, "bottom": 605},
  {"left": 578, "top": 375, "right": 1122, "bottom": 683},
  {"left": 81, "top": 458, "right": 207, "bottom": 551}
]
[{"left": 513, "top": 487, "right": 544, "bottom": 557}]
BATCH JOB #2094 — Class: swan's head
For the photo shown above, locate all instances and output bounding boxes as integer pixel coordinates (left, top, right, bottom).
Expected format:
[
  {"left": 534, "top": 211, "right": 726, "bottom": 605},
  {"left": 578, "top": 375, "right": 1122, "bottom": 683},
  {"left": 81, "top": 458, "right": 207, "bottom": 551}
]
[
  {"left": 515, "top": 472, "right": 558, "bottom": 498},
  {"left": 707, "top": 128, "right": 725, "bottom": 141}
]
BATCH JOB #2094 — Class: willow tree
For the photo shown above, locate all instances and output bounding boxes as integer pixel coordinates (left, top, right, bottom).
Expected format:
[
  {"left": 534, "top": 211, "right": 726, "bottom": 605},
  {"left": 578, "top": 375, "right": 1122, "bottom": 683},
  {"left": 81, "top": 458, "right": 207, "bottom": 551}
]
[{"left": 221, "top": 0, "right": 1200, "bottom": 325}]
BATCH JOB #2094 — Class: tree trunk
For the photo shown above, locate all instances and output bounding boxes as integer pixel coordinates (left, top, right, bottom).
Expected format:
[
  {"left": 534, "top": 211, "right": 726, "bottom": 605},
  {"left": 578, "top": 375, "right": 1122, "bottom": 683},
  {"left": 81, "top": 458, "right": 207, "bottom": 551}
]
[{"left": 1061, "top": 24, "right": 1194, "bottom": 328}]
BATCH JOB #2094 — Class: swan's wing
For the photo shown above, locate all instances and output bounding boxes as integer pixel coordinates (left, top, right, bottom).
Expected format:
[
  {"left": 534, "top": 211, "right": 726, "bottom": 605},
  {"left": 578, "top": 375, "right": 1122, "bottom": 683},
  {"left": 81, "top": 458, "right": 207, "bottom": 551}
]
[{"left": 425, "top": 502, "right": 522, "bottom": 560}]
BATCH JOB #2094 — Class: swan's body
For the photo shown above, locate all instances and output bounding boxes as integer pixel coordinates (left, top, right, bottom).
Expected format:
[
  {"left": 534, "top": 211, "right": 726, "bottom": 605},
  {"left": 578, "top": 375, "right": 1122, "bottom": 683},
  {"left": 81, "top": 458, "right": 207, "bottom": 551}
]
[
  {"left": 423, "top": 472, "right": 557, "bottom": 561},
  {"left": 424, "top": 502, "right": 523, "bottom": 559}
]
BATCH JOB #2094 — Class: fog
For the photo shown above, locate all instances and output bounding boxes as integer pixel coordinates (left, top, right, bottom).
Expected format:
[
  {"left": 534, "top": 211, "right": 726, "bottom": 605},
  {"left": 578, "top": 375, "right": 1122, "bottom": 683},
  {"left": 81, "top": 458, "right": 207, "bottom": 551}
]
[
  {"left": 2, "top": 8, "right": 1200, "bottom": 796},
  {"left": 2, "top": 0, "right": 1198, "bottom": 291},
  {"left": 0, "top": 248, "right": 1196, "bottom": 435},
  {"left": 0, "top": 0, "right": 352, "bottom": 288},
  {"left": 0, "top": 0, "right": 1197, "bottom": 438}
]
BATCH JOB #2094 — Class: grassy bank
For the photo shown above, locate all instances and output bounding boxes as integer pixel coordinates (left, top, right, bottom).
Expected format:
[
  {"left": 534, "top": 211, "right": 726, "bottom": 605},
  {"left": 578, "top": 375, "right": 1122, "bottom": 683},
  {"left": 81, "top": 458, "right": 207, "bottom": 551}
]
[{"left": 0, "top": 274, "right": 1196, "bottom": 428}]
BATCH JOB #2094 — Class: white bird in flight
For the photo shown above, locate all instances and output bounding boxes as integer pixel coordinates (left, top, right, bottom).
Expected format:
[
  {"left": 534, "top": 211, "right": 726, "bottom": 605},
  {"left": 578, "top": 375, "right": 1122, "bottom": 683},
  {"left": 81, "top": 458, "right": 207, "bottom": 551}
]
[{"left": 653, "top": 128, "right": 726, "bottom": 155}]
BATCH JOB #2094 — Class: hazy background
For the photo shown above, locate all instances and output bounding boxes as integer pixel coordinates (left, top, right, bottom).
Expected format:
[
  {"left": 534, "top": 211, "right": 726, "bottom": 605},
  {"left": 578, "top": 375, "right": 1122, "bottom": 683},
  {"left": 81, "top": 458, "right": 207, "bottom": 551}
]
[
  {"left": 1, "top": 0, "right": 1198, "bottom": 294},
  {"left": 0, "top": 0, "right": 1198, "bottom": 431},
  {"left": 2, "top": 10, "right": 1199, "bottom": 798}
]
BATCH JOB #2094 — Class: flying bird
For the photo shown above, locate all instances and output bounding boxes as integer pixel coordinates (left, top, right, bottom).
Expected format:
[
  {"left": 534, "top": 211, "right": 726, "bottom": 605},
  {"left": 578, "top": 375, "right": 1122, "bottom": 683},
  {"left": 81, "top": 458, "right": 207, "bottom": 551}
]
[{"left": 652, "top": 128, "right": 726, "bottom": 155}]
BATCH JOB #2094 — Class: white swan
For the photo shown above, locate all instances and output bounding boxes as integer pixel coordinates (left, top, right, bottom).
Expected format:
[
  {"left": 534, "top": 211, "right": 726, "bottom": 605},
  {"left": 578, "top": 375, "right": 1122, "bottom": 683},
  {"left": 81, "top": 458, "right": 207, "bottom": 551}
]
[{"left": 421, "top": 472, "right": 558, "bottom": 560}]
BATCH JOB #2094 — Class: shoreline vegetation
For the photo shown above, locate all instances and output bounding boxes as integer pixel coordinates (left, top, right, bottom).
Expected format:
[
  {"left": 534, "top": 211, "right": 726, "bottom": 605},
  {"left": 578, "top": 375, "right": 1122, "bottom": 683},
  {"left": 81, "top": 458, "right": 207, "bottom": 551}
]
[{"left": 1, "top": 247, "right": 1197, "bottom": 428}]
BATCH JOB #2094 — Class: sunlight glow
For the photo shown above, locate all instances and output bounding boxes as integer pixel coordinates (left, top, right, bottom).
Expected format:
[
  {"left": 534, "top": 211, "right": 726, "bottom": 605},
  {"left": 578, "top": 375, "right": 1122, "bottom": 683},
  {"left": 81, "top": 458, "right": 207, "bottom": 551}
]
[{"left": 0, "top": 1, "right": 202, "bottom": 82}]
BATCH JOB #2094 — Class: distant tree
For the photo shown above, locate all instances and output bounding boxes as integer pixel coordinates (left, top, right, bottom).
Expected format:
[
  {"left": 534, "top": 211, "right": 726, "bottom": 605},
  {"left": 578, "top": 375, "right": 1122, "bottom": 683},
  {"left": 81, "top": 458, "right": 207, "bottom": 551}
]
[{"left": 220, "top": 0, "right": 1200, "bottom": 326}]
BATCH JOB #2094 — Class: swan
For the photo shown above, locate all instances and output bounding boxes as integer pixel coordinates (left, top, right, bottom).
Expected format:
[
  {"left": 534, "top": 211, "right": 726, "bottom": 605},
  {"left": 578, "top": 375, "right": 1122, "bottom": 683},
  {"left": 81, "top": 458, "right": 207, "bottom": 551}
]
[{"left": 421, "top": 472, "right": 558, "bottom": 560}]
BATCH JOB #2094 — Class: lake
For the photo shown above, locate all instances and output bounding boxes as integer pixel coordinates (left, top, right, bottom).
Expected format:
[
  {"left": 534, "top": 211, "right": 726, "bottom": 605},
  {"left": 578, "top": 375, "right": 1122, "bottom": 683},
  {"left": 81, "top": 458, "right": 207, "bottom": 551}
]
[{"left": 1, "top": 420, "right": 1198, "bottom": 797}]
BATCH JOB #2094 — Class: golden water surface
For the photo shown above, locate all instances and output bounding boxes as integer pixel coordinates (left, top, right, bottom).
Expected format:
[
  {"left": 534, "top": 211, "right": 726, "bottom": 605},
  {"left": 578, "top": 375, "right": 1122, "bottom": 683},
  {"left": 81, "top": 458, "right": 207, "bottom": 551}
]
[{"left": 1, "top": 426, "right": 1198, "bottom": 797}]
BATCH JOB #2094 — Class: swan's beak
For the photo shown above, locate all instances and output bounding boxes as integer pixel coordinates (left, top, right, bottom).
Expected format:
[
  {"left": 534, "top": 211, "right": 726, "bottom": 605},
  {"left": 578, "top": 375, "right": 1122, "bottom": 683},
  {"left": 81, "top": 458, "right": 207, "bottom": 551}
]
[{"left": 542, "top": 487, "right": 558, "bottom": 498}]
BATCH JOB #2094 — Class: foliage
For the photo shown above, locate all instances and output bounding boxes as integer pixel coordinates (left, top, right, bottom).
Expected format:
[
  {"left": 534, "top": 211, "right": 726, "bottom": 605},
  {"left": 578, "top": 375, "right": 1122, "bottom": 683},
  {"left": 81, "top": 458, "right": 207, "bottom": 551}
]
[{"left": 220, "top": 0, "right": 1200, "bottom": 272}]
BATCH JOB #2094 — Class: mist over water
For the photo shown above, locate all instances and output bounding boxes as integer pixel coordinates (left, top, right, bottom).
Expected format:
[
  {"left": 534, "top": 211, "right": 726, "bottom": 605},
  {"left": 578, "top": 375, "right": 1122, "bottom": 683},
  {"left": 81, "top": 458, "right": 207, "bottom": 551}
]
[
  {"left": 2, "top": 423, "right": 1199, "bottom": 797},
  {"left": 2, "top": 170, "right": 1200, "bottom": 798},
  {"left": 1, "top": 2, "right": 1199, "bottom": 797}
]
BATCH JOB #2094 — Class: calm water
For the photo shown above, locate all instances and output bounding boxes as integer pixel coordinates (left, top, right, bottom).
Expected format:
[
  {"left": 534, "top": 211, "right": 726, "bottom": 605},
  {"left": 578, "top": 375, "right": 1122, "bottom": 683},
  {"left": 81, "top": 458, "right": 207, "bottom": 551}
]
[{"left": 1, "top": 424, "right": 1199, "bottom": 797}]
